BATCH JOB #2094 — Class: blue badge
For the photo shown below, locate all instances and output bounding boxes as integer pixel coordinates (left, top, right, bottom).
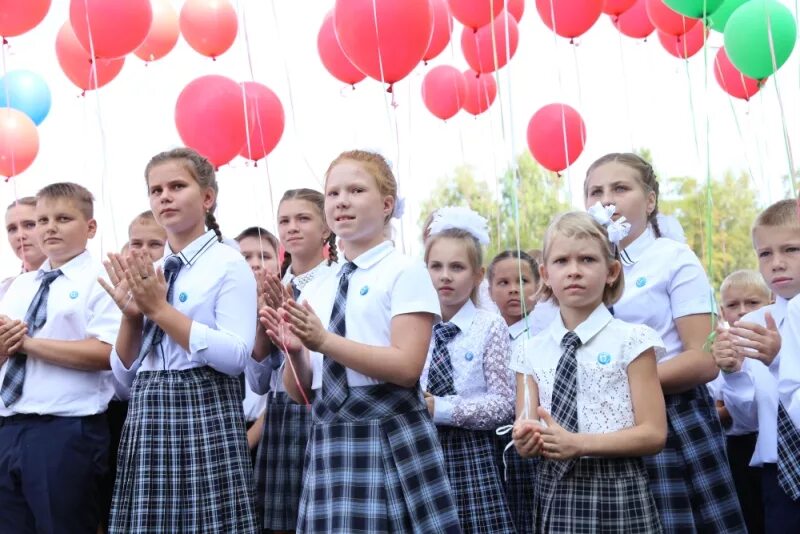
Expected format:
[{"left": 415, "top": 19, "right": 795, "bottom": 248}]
[
  {"left": 69, "top": 290, "right": 79, "bottom": 299},
  {"left": 360, "top": 286, "right": 369, "bottom": 296},
  {"left": 465, "top": 352, "right": 474, "bottom": 362},
  {"left": 635, "top": 277, "right": 647, "bottom": 288},
  {"left": 179, "top": 292, "right": 188, "bottom": 303},
  {"left": 597, "top": 352, "right": 612, "bottom": 365}
]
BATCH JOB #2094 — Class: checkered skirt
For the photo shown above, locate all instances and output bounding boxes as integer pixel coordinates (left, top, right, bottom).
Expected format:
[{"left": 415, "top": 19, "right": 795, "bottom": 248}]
[
  {"left": 297, "top": 383, "right": 462, "bottom": 533},
  {"left": 494, "top": 433, "right": 537, "bottom": 532},
  {"left": 254, "top": 391, "right": 312, "bottom": 530},
  {"left": 109, "top": 367, "right": 258, "bottom": 534},
  {"left": 534, "top": 456, "right": 663, "bottom": 533},
  {"left": 438, "top": 427, "right": 515, "bottom": 533},
  {"left": 644, "top": 386, "right": 746, "bottom": 533}
]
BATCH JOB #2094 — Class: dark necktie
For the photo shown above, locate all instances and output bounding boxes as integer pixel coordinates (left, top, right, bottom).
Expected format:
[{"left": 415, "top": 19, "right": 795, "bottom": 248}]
[
  {"left": 290, "top": 280, "right": 301, "bottom": 300},
  {"left": 777, "top": 403, "right": 800, "bottom": 500},
  {"left": 1, "top": 269, "right": 63, "bottom": 406},
  {"left": 320, "top": 262, "right": 357, "bottom": 411},
  {"left": 548, "top": 331, "right": 582, "bottom": 477},
  {"left": 136, "top": 255, "right": 183, "bottom": 365},
  {"left": 426, "top": 322, "right": 461, "bottom": 397}
]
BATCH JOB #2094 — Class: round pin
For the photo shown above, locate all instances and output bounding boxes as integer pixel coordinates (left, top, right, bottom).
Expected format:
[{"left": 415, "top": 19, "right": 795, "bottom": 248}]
[
  {"left": 635, "top": 277, "right": 647, "bottom": 288},
  {"left": 465, "top": 352, "right": 474, "bottom": 361},
  {"left": 179, "top": 292, "right": 188, "bottom": 303},
  {"left": 69, "top": 291, "right": 79, "bottom": 299},
  {"left": 597, "top": 352, "right": 612, "bottom": 365},
  {"left": 360, "top": 286, "right": 369, "bottom": 296}
]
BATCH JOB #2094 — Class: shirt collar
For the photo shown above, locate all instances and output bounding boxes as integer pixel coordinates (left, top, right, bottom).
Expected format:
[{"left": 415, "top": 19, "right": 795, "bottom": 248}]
[
  {"left": 448, "top": 299, "right": 477, "bottom": 332},
  {"left": 164, "top": 230, "right": 218, "bottom": 267},
  {"left": 282, "top": 260, "right": 331, "bottom": 290},
  {"left": 549, "top": 304, "right": 613, "bottom": 346},
  {"left": 338, "top": 240, "right": 394, "bottom": 273},
  {"left": 619, "top": 226, "right": 655, "bottom": 266},
  {"left": 509, "top": 316, "right": 531, "bottom": 340},
  {"left": 38, "top": 250, "right": 91, "bottom": 280}
]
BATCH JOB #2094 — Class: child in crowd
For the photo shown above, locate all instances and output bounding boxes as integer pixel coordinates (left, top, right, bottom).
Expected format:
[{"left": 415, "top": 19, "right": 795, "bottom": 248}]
[
  {"left": 126, "top": 210, "right": 166, "bottom": 263},
  {"left": 1, "top": 197, "right": 47, "bottom": 301}
]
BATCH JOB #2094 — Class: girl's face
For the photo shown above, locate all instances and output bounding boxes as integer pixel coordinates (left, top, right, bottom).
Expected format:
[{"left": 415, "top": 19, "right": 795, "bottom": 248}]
[
  {"left": 541, "top": 234, "right": 620, "bottom": 315},
  {"left": 489, "top": 258, "right": 537, "bottom": 325},
  {"left": 427, "top": 237, "right": 483, "bottom": 318},
  {"left": 277, "top": 198, "right": 330, "bottom": 259},
  {"left": 147, "top": 160, "right": 215, "bottom": 239},
  {"left": 5, "top": 203, "right": 46, "bottom": 270},
  {"left": 238, "top": 236, "right": 279, "bottom": 277},
  {"left": 584, "top": 161, "right": 656, "bottom": 246}
]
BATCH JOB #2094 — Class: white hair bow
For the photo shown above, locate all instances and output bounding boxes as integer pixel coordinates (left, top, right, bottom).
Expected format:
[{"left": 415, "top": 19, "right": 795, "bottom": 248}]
[
  {"left": 429, "top": 206, "right": 490, "bottom": 245},
  {"left": 392, "top": 196, "right": 405, "bottom": 219},
  {"left": 587, "top": 202, "right": 631, "bottom": 246}
]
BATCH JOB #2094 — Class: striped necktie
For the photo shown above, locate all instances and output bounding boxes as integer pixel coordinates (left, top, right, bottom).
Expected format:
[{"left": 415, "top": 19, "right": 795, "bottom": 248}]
[
  {"left": 777, "top": 403, "right": 800, "bottom": 500},
  {"left": 320, "top": 262, "right": 357, "bottom": 411},
  {"left": 549, "top": 331, "right": 582, "bottom": 477},
  {"left": 136, "top": 255, "right": 183, "bottom": 365},
  {"left": 426, "top": 322, "right": 461, "bottom": 397}
]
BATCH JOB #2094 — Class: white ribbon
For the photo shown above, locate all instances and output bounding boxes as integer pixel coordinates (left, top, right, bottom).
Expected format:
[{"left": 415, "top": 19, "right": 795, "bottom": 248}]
[
  {"left": 587, "top": 201, "right": 631, "bottom": 247},
  {"left": 428, "top": 206, "right": 490, "bottom": 245}
]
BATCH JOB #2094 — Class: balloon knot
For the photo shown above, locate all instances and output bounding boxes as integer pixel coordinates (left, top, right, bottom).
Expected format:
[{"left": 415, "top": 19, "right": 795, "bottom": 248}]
[
  {"left": 1, "top": 38, "right": 7, "bottom": 46},
  {"left": 212, "top": 56, "right": 217, "bottom": 62},
  {"left": 570, "top": 38, "right": 575, "bottom": 45},
  {"left": 386, "top": 84, "right": 393, "bottom": 94},
  {"left": 80, "top": 90, "right": 86, "bottom": 98},
  {"left": 254, "top": 161, "right": 259, "bottom": 168}
]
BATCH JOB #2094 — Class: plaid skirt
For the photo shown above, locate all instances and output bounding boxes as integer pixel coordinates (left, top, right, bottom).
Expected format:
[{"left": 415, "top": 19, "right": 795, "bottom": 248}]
[
  {"left": 644, "top": 386, "right": 746, "bottom": 533},
  {"left": 438, "top": 427, "right": 515, "bottom": 534},
  {"left": 534, "top": 456, "right": 663, "bottom": 533},
  {"left": 494, "top": 433, "right": 537, "bottom": 532},
  {"left": 254, "top": 391, "right": 312, "bottom": 530},
  {"left": 109, "top": 367, "right": 258, "bottom": 534},
  {"left": 297, "top": 383, "right": 462, "bottom": 534}
]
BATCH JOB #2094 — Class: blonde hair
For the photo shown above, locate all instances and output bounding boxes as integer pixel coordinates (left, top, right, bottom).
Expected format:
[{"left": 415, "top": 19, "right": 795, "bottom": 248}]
[
  {"left": 325, "top": 150, "right": 397, "bottom": 224},
  {"left": 36, "top": 182, "right": 95, "bottom": 219},
  {"left": 752, "top": 199, "right": 800, "bottom": 241},
  {"left": 539, "top": 211, "right": 624, "bottom": 306},
  {"left": 719, "top": 269, "right": 771, "bottom": 300},
  {"left": 128, "top": 210, "right": 160, "bottom": 234},
  {"left": 424, "top": 228, "right": 483, "bottom": 303}
]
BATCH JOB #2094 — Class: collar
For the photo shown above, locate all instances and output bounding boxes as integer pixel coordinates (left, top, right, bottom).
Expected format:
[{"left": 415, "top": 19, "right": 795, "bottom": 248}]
[
  {"left": 509, "top": 316, "right": 531, "bottom": 340},
  {"left": 447, "top": 299, "right": 477, "bottom": 333},
  {"left": 282, "top": 260, "right": 331, "bottom": 290},
  {"left": 619, "top": 226, "right": 656, "bottom": 266},
  {"left": 337, "top": 240, "right": 394, "bottom": 273},
  {"left": 38, "top": 250, "right": 91, "bottom": 280},
  {"left": 549, "top": 304, "right": 613, "bottom": 346},
  {"left": 164, "top": 230, "right": 218, "bottom": 267}
]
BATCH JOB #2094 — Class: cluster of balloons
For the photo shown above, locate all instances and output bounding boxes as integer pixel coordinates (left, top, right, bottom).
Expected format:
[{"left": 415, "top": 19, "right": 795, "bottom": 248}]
[{"left": 175, "top": 76, "right": 285, "bottom": 168}]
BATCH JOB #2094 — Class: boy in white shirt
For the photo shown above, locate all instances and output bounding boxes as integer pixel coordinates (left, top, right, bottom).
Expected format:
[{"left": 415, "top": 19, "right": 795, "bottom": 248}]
[{"left": 0, "top": 182, "right": 120, "bottom": 533}]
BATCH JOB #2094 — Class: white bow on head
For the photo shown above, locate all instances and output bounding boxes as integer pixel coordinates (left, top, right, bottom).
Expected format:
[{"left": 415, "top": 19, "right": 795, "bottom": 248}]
[
  {"left": 428, "top": 206, "right": 490, "bottom": 245},
  {"left": 587, "top": 202, "right": 631, "bottom": 246}
]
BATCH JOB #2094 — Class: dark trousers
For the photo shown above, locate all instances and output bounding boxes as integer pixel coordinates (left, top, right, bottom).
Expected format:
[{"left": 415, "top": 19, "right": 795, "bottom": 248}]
[
  {"left": 101, "top": 400, "right": 128, "bottom": 529},
  {"left": 0, "top": 413, "right": 109, "bottom": 534},
  {"left": 727, "top": 433, "right": 764, "bottom": 534},
  {"left": 762, "top": 464, "right": 800, "bottom": 533}
]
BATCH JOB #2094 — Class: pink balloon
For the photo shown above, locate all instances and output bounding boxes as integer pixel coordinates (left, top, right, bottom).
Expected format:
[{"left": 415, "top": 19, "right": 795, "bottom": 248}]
[
  {"left": 714, "top": 47, "right": 761, "bottom": 101},
  {"left": 239, "top": 82, "right": 285, "bottom": 161},
  {"left": 55, "top": 22, "right": 125, "bottom": 92},
  {"left": 179, "top": 0, "right": 238, "bottom": 59},
  {"left": 448, "top": 0, "right": 504, "bottom": 29},
  {"left": 424, "top": 0, "right": 454, "bottom": 62},
  {"left": 527, "top": 103, "right": 586, "bottom": 172},
  {"left": 612, "top": 0, "right": 654, "bottom": 39},
  {"left": 462, "top": 69, "right": 496, "bottom": 115},
  {"left": 174, "top": 75, "right": 245, "bottom": 168},
  {"left": 70, "top": 0, "right": 152, "bottom": 59},
  {"left": 318, "top": 11, "right": 366, "bottom": 85},
  {"left": 657, "top": 24, "right": 706, "bottom": 59},
  {"left": 135, "top": 0, "right": 180, "bottom": 62},
  {"left": 0, "top": 0, "right": 51, "bottom": 38},
  {"left": 461, "top": 11, "right": 519, "bottom": 73},
  {"left": 644, "top": 0, "right": 697, "bottom": 36},
  {"left": 536, "top": 0, "right": 604, "bottom": 39},
  {"left": 507, "top": 0, "right": 526, "bottom": 21},
  {"left": 602, "top": 0, "right": 636, "bottom": 16},
  {"left": 422, "top": 65, "right": 466, "bottom": 120},
  {"left": 0, "top": 108, "right": 38, "bottom": 178}
]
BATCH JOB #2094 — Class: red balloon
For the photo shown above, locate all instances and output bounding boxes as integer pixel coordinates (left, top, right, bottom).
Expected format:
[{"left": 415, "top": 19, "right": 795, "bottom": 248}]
[
  {"left": 70, "top": 0, "right": 152, "bottom": 59},
  {"left": 318, "top": 11, "right": 366, "bottom": 85},
  {"left": 179, "top": 0, "right": 238, "bottom": 59},
  {"left": 536, "top": 0, "right": 604, "bottom": 39},
  {"left": 714, "top": 47, "right": 761, "bottom": 101},
  {"left": 527, "top": 103, "right": 586, "bottom": 172},
  {"left": 0, "top": 0, "right": 51, "bottom": 38},
  {"left": 657, "top": 24, "right": 706, "bottom": 59},
  {"left": 448, "top": 0, "right": 504, "bottom": 29},
  {"left": 602, "top": 0, "right": 636, "bottom": 16},
  {"left": 334, "top": 0, "right": 433, "bottom": 84},
  {"left": 0, "top": 108, "right": 38, "bottom": 177},
  {"left": 135, "top": 0, "right": 179, "bottom": 62},
  {"left": 55, "top": 22, "right": 125, "bottom": 92},
  {"left": 421, "top": 65, "right": 466, "bottom": 120},
  {"left": 239, "top": 82, "right": 285, "bottom": 161},
  {"left": 175, "top": 75, "right": 245, "bottom": 168},
  {"left": 424, "top": 0, "right": 453, "bottom": 62},
  {"left": 644, "top": 0, "right": 697, "bottom": 36},
  {"left": 612, "top": 0, "right": 654, "bottom": 38},
  {"left": 462, "top": 69, "right": 496, "bottom": 115},
  {"left": 461, "top": 11, "right": 519, "bottom": 73},
  {"left": 507, "top": 0, "right": 526, "bottom": 21}
]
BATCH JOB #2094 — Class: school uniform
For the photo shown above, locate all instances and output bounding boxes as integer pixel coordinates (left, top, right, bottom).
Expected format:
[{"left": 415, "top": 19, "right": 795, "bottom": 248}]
[
  {"left": 420, "top": 299, "right": 516, "bottom": 533},
  {"left": 0, "top": 250, "right": 120, "bottom": 534},
  {"left": 245, "top": 259, "right": 335, "bottom": 531},
  {"left": 298, "top": 240, "right": 461, "bottom": 533},
  {"left": 511, "top": 304, "right": 664, "bottom": 533},
  {"left": 614, "top": 227, "right": 745, "bottom": 533},
  {"left": 109, "top": 230, "right": 258, "bottom": 534}
]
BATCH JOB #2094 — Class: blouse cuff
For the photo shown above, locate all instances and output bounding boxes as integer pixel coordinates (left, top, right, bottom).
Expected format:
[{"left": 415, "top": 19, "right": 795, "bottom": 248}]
[
  {"left": 110, "top": 347, "right": 140, "bottom": 389},
  {"left": 434, "top": 395, "right": 455, "bottom": 425}
]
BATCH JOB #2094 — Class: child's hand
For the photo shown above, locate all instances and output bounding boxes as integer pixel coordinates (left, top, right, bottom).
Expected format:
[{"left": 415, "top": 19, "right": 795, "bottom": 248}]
[
  {"left": 260, "top": 273, "right": 290, "bottom": 310},
  {"left": 281, "top": 300, "right": 329, "bottom": 352},
  {"left": 711, "top": 326, "right": 743, "bottom": 373},
  {"left": 512, "top": 418, "right": 544, "bottom": 458},
  {"left": 125, "top": 250, "right": 168, "bottom": 317},
  {"left": 730, "top": 312, "right": 781, "bottom": 367},
  {"left": 99, "top": 253, "right": 142, "bottom": 318},
  {"left": 423, "top": 391, "right": 435, "bottom": 417},
  {"left": 0, "top": 319, "right": 27, "bottom": 358},
  {"left": 260, "top": 307, "right": 303, "bottom": 357},
  {"left": 537, "top": 407, "right": 583, "bottom": 460}
]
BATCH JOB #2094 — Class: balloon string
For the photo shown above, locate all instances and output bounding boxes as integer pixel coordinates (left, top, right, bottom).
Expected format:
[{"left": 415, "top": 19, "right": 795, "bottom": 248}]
[
  {"left": 683, "top": 61, "right": 701, "bottom": 164},
  {"left": 1, "top": 39, "right": 16, "bottom": 181},
  {"left": 546, "top": 0, "right": 573, "bottom": 196},
  {"left": 744, "top": 97, "right": 771, "bottom": 202},
  {"left": 723, "top": 90, "right": 760, "bottom": 194},
  {"left": 487, "top": 0, "right": 507, "bottom": 244},
  {"left": 616, "top": 27, "right": 635, "bottom": 152},
  {"left": 701, "top": 10, "right": 715, "bottom": 327}
]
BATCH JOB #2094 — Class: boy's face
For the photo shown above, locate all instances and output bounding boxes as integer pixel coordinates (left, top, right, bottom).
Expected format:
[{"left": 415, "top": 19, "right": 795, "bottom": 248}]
[
  {"left": 720, "top": 285, "right": 771, "bottom": 324},
  {"left": 128, "top": 220, "right": 166, "bottom": 263},
  {"left": 35, "top": 197, "right": 96, "bottom": 269},
  {"left": 753, "top": 225, "right": 800, "bottom": 300}
]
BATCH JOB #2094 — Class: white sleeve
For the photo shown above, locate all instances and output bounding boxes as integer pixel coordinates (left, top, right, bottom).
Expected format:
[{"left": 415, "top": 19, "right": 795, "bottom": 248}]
[{"left": 779, "top": 298, "right": 800, "bottom": 427}]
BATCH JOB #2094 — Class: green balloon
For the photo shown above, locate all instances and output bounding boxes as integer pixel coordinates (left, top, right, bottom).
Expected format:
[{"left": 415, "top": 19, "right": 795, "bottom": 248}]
[
  {"left": 664, "top": 0, "right": 725, "bottom": 18},
  {"left": 706, "top": 0, "right": 751, "bottom": 32},
  {"left": 724, "top": 0, "right": 797, "bottom": 79}
]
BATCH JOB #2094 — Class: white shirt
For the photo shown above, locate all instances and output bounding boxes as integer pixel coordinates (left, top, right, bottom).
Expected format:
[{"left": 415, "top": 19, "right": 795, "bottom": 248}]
[
  {"left": 420, "top": 300, "right": 514, "bottom": 430},
  {"left": 614, "top": 227, "right": 715, "bottom": 362},
  {"left": 777, "top": 294, "right": 800, "bottom": 428},
  {"left": 719, "top": 299, "right": 787, "bottom": 466},
  {"left": 707, "top": 373, "right": 758, "bottom": 436},
  {"left": 510, "top": 304, "right": 665, "bottom": 434},
  {"left": 111, "top": 230, "right": 257, "bottom": 389},
  {"left": 304, "top": 240, "right": 441, "bottom": 389},
  {"left": 509, "top": 300, "right": 560, "bottom": 386},
  {"left": 0, "top": 251, "right": 120, "bottom": 417}
]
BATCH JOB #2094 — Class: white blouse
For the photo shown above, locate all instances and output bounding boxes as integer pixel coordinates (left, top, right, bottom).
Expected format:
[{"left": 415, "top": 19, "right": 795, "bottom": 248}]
[
  {"left": 511, "top": 304, "right": 665, "bottom": 434},
  {"left": 420, "top": 300, "right": 514, "bottom": 430}
]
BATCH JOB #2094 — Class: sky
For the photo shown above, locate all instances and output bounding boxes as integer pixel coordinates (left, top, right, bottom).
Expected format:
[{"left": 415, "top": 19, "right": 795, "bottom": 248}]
[{"left": 1, "top": 0, "right": 798, "bottom": 278}]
